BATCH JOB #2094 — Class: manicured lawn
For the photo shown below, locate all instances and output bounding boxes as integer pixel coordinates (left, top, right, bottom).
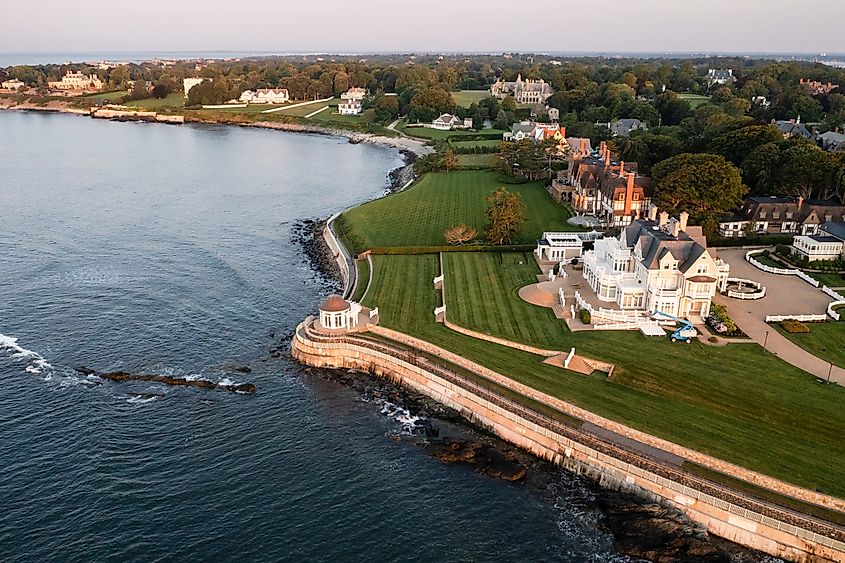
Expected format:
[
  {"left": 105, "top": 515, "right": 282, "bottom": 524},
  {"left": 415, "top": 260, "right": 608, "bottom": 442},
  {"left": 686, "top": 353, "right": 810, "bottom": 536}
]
[
  {"left": 341, "top": 170, "right": 577, "bottom": 250},
  {"left": 677, "top": 93, "right": 712, "bottom": 108},
  {"left": 456, "top": 154, "right": 495, "bottom": 168},
  {"left": 350, "top": 258, "right": 370, "bottom": 302},
  {"left": 123, "top": 93, "right": 185, "bottom": 110},
  {"left": 309, "top": 107, "right": 362, "bottom": 124},
  {"left": 443, "top": 252, "right": 570, "bottom": 347},
  {"left": 362, "top": 253, "right": 845, "bottom": 498},
  {"left": 452, "top": 90, "right": 493, "bottom": 107},
  {"left": 774, "top": 321, "right": 845, "bottom": 369},
  {"left": 399, "top": 122, "right": 506, "bottom": 141},
  {"left": 753, "top": 254, "right": 784, "bottom": 269},
  {"left": 83, "top": 91, "right": 127, "bottom": 102},
  {"left": 450, "top": 139, "right": 503, "bottom": 149},
  {"left": 810, "top": 271, "right": 845, "bottom": 287}
]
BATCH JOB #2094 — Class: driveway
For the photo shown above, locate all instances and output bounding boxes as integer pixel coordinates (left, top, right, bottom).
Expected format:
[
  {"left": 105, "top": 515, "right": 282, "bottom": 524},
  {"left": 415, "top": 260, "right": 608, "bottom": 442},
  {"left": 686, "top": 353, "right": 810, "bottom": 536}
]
[{"left": 714, "top": 248, "right": 844, "bottom": 385}]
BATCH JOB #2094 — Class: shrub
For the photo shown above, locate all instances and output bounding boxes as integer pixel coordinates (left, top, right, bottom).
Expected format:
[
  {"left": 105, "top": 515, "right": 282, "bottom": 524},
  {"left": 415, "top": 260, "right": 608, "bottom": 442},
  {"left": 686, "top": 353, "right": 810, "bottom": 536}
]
[
  {"left": 775, "top": 244, "right": 791, "bottom": 257},
  {"left": 579, "top": 308, "right": 592, "bottom": 324},
  {"left": 708, "top": 336, "right": 719, "bottom": 343},
  {"left": 779, "top": 319, "right": 810, "bottom": 333},
  {"left": 709, "top": 303, "right": 737, "bottom": 334}
]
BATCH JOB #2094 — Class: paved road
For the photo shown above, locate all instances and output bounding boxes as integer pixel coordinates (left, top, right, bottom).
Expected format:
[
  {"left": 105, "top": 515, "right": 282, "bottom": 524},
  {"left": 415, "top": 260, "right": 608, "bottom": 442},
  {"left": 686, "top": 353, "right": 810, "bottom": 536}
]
[{"left": 715, "top": 249, "right": 844, "bottom": 385}]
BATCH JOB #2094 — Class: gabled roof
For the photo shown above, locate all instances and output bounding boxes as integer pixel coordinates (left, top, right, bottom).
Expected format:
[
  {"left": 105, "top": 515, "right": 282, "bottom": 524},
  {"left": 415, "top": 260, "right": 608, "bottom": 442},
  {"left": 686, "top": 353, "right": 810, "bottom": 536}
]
[{"left": 821, "top": 221, "right": 845, "bottom": 241}]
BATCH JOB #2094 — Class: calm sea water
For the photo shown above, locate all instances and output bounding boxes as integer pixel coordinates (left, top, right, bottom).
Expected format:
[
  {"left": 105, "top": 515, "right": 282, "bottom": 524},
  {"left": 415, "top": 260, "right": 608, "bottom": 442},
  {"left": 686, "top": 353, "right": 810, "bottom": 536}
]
[
  {"left": 0, "top": 52, "right": 284, "bottom": 67},
  {"left": 0, "top": 112, "right": 638, "bottom": 562}
]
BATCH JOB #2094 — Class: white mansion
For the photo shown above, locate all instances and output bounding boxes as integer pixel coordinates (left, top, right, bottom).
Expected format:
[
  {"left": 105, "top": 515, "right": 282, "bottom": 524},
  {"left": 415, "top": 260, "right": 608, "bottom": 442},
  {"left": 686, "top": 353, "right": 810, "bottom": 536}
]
[{"left": 582, "top": 207, "right": 730, "bottom": 318}]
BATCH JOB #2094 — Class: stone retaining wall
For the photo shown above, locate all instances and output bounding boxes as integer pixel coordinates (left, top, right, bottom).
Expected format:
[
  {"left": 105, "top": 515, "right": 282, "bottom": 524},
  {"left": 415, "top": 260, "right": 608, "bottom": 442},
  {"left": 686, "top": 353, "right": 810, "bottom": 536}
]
[
  {"left": 366, "top": 324, "right": 845, "bottom": 515},
  {"left": 292, "top": 324, "right": 845, "bottom": 562}
]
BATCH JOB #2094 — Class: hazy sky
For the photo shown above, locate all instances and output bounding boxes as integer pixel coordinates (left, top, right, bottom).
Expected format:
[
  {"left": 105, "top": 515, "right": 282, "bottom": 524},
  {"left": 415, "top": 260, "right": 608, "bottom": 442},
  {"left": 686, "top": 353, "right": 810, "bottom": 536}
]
[{"left": 4, "top": 0, "right": 844, "bottom": 54}]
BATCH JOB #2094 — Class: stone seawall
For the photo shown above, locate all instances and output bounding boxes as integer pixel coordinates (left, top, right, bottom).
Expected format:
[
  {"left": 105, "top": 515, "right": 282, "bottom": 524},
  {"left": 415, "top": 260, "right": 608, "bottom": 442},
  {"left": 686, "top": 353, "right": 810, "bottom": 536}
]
[{"left": 291, "top": 321, "right": 845, "bottom": 563}]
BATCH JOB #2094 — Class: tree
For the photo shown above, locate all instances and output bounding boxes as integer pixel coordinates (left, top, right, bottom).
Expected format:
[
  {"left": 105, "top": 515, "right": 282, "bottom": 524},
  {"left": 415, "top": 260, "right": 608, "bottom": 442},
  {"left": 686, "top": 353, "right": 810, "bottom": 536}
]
[
  {"left": 495, "top": 139, "right": 547, "bottom": 180},
  {"left": 652, "top": 153, "right": 748, "bottom": 233},
  {"left": 440, "top": 150, "right": 459, "bottom": 172},
  {"left": 151, "top": 84, "right": 169, "bottom": 99},
  {"left": 444, "top": 224, "right": 477, "bottom": 245},
  {"left": 707, "top": 124, "right": 783, "bottom": 166},
  {"left": 408, "top": 86, "right": 455, "bottom": 122},
  {"left": 372, "top": 94, "right": 399, "bottom": 122},
  {"left": 485, "top": 188, "right": 525, "bottom": 245},
  {"left": 655, "top": 92, "right": 692, "bottom": 126},
  {"left": 501, "top": 95, "right": 517, "bottom": 112}
]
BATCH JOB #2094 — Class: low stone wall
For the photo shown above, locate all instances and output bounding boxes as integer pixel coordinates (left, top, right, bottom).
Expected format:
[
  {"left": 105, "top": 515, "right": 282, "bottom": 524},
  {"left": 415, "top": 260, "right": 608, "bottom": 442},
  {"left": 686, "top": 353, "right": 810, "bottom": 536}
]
[{"left": 291, "top": 323, "right": 845, "bottom": 562}]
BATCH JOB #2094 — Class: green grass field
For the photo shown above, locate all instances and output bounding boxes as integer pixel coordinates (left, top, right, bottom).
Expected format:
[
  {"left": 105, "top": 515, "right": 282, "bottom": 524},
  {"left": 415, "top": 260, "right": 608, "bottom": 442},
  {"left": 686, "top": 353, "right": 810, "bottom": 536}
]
[
  {"left": 341, "top": 170, "right": 576, "bottom": 250},
  {"left": 444, "top": 252, "right": 570, "bottom": 347},
  {"left": 351, "top": 259, "right": 370, "bottom": 302},
  {"left": 810, "top": 272, "right": 845, "bottom": 287},
  {"left": 452, "top": 90, "right": 493, "bottom": 107},
  {"left": 123, "top": 93, "right": 185, "bottom": 110},
  {"left": 361, "top": 253, "right": 845, "bottom": 498},
  {"left": 450, "top": 140, "right": 503, "bottom": 149},
  {"left": 83, "top": 91, "right": 127, "bottom": 102},
  {"left": 399, "top": 122, "right": 506, "bottom": 141},
  {"left": 774, "top": 321, "right": 845, "bottom": 369},
  {"left": 456, "top": 154, "right": 495, "bottom": 168},
  {"left": 677, "top": 93, "right": 712, "bottom": 109}
]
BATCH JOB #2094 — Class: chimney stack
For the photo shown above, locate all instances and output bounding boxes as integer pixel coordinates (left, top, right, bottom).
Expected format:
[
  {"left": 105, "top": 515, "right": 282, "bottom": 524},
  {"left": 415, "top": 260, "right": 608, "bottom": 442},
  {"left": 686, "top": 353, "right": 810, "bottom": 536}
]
[
  {"left": 679, "top": 211, "right": 689, "bottom": 233},
  {"left": 560, "top": 126, "right": 566, "bottom": 138},
  {"left": 619, "top": 160, "right": 625, "bottom": 176},
  {"left": 671, "top": 220, "right": 680, "bottom": 238},
  {"left": 659, "top": 211, "right": 669, "bottom": 228},
  {"left": 797, "top": 196, "right": 804, "bottom": 209},
  {"left": 623, "top": 172, "right": 635, "bottom": 216},
  {"left": 649, "top": 204, "right": 658, "bottom": 222}
]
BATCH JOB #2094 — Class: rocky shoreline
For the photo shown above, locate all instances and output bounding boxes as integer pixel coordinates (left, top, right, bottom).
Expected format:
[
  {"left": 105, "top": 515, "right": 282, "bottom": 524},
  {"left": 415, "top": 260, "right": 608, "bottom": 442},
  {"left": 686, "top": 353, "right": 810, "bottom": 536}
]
[{"left": 300, "top": 363, "right": 780, "bottom": 563}]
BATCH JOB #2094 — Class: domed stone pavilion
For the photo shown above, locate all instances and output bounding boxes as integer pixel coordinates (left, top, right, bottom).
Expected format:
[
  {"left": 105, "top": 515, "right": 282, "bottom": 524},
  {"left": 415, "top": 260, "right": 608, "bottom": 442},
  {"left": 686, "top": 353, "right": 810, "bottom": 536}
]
[{"left": 318, "top": 294, "right": 360, "bottom": 331}]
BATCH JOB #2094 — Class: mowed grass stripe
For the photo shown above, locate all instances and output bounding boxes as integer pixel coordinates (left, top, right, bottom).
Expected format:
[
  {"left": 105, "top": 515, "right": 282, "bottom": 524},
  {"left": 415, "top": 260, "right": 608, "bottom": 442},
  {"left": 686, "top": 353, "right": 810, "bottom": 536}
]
[
  {"left": 342, "top": 170, "right": 578, "bottom": 249},
  {"left": 363, "top": 254, "right": 845, "bottom": 496}
]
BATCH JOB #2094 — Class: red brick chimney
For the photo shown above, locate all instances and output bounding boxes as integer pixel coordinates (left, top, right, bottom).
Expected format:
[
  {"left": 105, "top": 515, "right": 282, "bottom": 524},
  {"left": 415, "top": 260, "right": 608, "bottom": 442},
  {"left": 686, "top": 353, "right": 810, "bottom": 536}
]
[
  {"left": 797, "top": 196, "right": 804, "bottom": 209},
  {"left": 623, "top": 173, "right": 635, "bottom": 215}
]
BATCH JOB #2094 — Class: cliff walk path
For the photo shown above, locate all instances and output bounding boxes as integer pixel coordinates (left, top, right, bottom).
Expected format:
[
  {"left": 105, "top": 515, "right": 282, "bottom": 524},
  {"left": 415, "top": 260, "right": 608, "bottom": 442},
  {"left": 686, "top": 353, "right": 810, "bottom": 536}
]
[
  {"left": 297, "top": 320, "right": 845, "bottom": 545},
  {"left": 715, "top": 249, "right": 844, "bottom": 385}
]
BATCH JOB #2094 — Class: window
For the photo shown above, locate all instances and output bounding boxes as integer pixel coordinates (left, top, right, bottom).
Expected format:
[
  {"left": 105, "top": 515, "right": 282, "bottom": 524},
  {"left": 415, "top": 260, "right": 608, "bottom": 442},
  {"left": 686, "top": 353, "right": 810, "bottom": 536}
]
[
  {"left": 786, "top": 212, "right": 793, "bottom": 219},
  {"left": 697, "top": 264, "right": 708, "bottom": 274},
  {"left": 759, "top": 211, "right": 767, "bottom": 219}
]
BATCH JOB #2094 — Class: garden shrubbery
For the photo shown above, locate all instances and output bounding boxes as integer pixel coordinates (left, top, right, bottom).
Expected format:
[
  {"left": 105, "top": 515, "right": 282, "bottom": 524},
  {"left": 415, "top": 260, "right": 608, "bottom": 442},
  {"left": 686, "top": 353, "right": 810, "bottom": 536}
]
[
  {"left": 779, "top": 319, "right": 811, "bottom": 333},
  {"left": 579, "top": 308, "right": 592, "bottom": 325}
]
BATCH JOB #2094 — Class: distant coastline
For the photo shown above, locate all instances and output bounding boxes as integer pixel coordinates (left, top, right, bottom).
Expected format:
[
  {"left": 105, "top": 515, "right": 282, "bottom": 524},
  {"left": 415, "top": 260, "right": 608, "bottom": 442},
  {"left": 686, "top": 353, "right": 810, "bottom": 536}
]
[{"left": 0, "top": 95, "right": 433, "bottom": 158}]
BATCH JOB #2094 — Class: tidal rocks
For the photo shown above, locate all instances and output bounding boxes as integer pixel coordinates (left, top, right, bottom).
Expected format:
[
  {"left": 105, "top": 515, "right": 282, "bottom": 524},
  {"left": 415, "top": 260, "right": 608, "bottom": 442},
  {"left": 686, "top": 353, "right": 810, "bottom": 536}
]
[
  {"left": 290, "top": 218, "right": 342, "bottom": 290},
  {"left": 597, "top": 492, "right": 754, "bottom": 562},
  {"left": 427, "top": 438, "right": 527, "bottom": 482},
  {"left": 73, "top": 367, "right": 255, "bottom": 395}
]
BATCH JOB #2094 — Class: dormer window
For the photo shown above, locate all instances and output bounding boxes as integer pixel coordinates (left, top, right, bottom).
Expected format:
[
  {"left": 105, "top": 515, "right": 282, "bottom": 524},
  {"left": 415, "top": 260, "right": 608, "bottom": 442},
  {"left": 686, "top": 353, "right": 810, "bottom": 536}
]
[
  {"left": 772, "top": 212, "right": 780, "bottom": 219},
  {"left": 759, "top": 211, "right": 767, "bottom": 219},
  {"left": 786, "top": 212, "right": 793, "bottom": 219},
  {"left": 825, "top": 215, "right": 832, "bottom": 222}
]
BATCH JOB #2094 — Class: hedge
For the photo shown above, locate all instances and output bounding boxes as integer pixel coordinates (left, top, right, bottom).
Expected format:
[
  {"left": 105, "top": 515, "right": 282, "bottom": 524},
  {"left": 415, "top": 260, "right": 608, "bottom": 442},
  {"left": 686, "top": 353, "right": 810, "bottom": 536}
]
[
  {"left": 369, "top": 244, "right": 536, "bottom": 255},
  {"left": 710, "top": 234, "right": 794, "bottom": 248}
]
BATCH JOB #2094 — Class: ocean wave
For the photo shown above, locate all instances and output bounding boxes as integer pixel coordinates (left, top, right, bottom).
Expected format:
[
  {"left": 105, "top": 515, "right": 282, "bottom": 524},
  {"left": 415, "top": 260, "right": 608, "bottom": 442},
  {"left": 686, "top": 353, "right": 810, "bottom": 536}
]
[
  {"left": 377, "top": 400, "right": 424, "bottom": 435},
  {"left": 0, "top": 333, "right": 53, "bottom": 375}
]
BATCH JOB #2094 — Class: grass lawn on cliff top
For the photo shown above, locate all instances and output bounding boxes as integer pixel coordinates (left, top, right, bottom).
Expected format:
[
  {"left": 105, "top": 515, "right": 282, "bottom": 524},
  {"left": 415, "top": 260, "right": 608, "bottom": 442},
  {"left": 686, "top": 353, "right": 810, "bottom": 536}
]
[
  {"left": 452, "top": 90, "right": 494, "bottom": 107},
  {"left": 340, "top": 170, "right": 577, "bottom": 250},
  {"left": 774, "top": 321, "right": 845, "bottom": 369},
  {"left": 123, "top": 92, "right": 185, "bottom": 110},
  {"left": 361, "top": 253, "right": 845, "bottom": 499}
]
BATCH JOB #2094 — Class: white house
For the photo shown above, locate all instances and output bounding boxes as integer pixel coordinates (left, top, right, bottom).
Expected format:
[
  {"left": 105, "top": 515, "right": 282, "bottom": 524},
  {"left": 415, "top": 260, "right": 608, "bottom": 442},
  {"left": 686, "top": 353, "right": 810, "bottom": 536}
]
[
  {"left": 1, "top": 78, "right": 25, "bottom": 91},
  {"left": 48, "top": 71, "right": 103, "bottom": 92},
  {"left": 341, "top": 87, "right": 367, "bottom": 102},
  {"left": 183, "top": 78, "right": 206, "bottom": 98},
  {"left": 248, "top": 88, "right": 290, "bottom": 104},
  {"left": 707, "top": 69, "right": 736, "bottom": 86},
  {"left": 792, "top": 221, "right": 845, "bottom": 262},
  {"left": 535, "top": 233, "right": 584, "bottom": 262},
  {"left": 581, "top": 207, "right": 730, "bottom": 318},
  {"left": 432, "top": 113, "right": 472, "bottom": 130}
]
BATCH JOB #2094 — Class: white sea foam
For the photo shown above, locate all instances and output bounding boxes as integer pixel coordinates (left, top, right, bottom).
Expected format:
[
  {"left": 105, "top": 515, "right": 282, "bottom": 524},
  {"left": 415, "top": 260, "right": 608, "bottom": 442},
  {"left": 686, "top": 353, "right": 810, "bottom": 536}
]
[
  {"left": 0, "top": 333, "right": 53, "bottom": 375},
  {"left": 219, "top": 377, "right": 234, "bottom": 386},
  {"left": 378, "top": 400, "right": 423, "bottom": 435},
  {"left": 126, "top": 395, "right": 159, "bottom": 405}
]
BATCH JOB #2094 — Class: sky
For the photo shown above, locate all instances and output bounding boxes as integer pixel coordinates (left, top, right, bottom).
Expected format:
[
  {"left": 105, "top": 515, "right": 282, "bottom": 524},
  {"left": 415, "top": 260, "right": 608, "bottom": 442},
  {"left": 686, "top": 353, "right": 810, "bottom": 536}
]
[{"left": 3, "top": 0, "right": 844, "bottom": 55}]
